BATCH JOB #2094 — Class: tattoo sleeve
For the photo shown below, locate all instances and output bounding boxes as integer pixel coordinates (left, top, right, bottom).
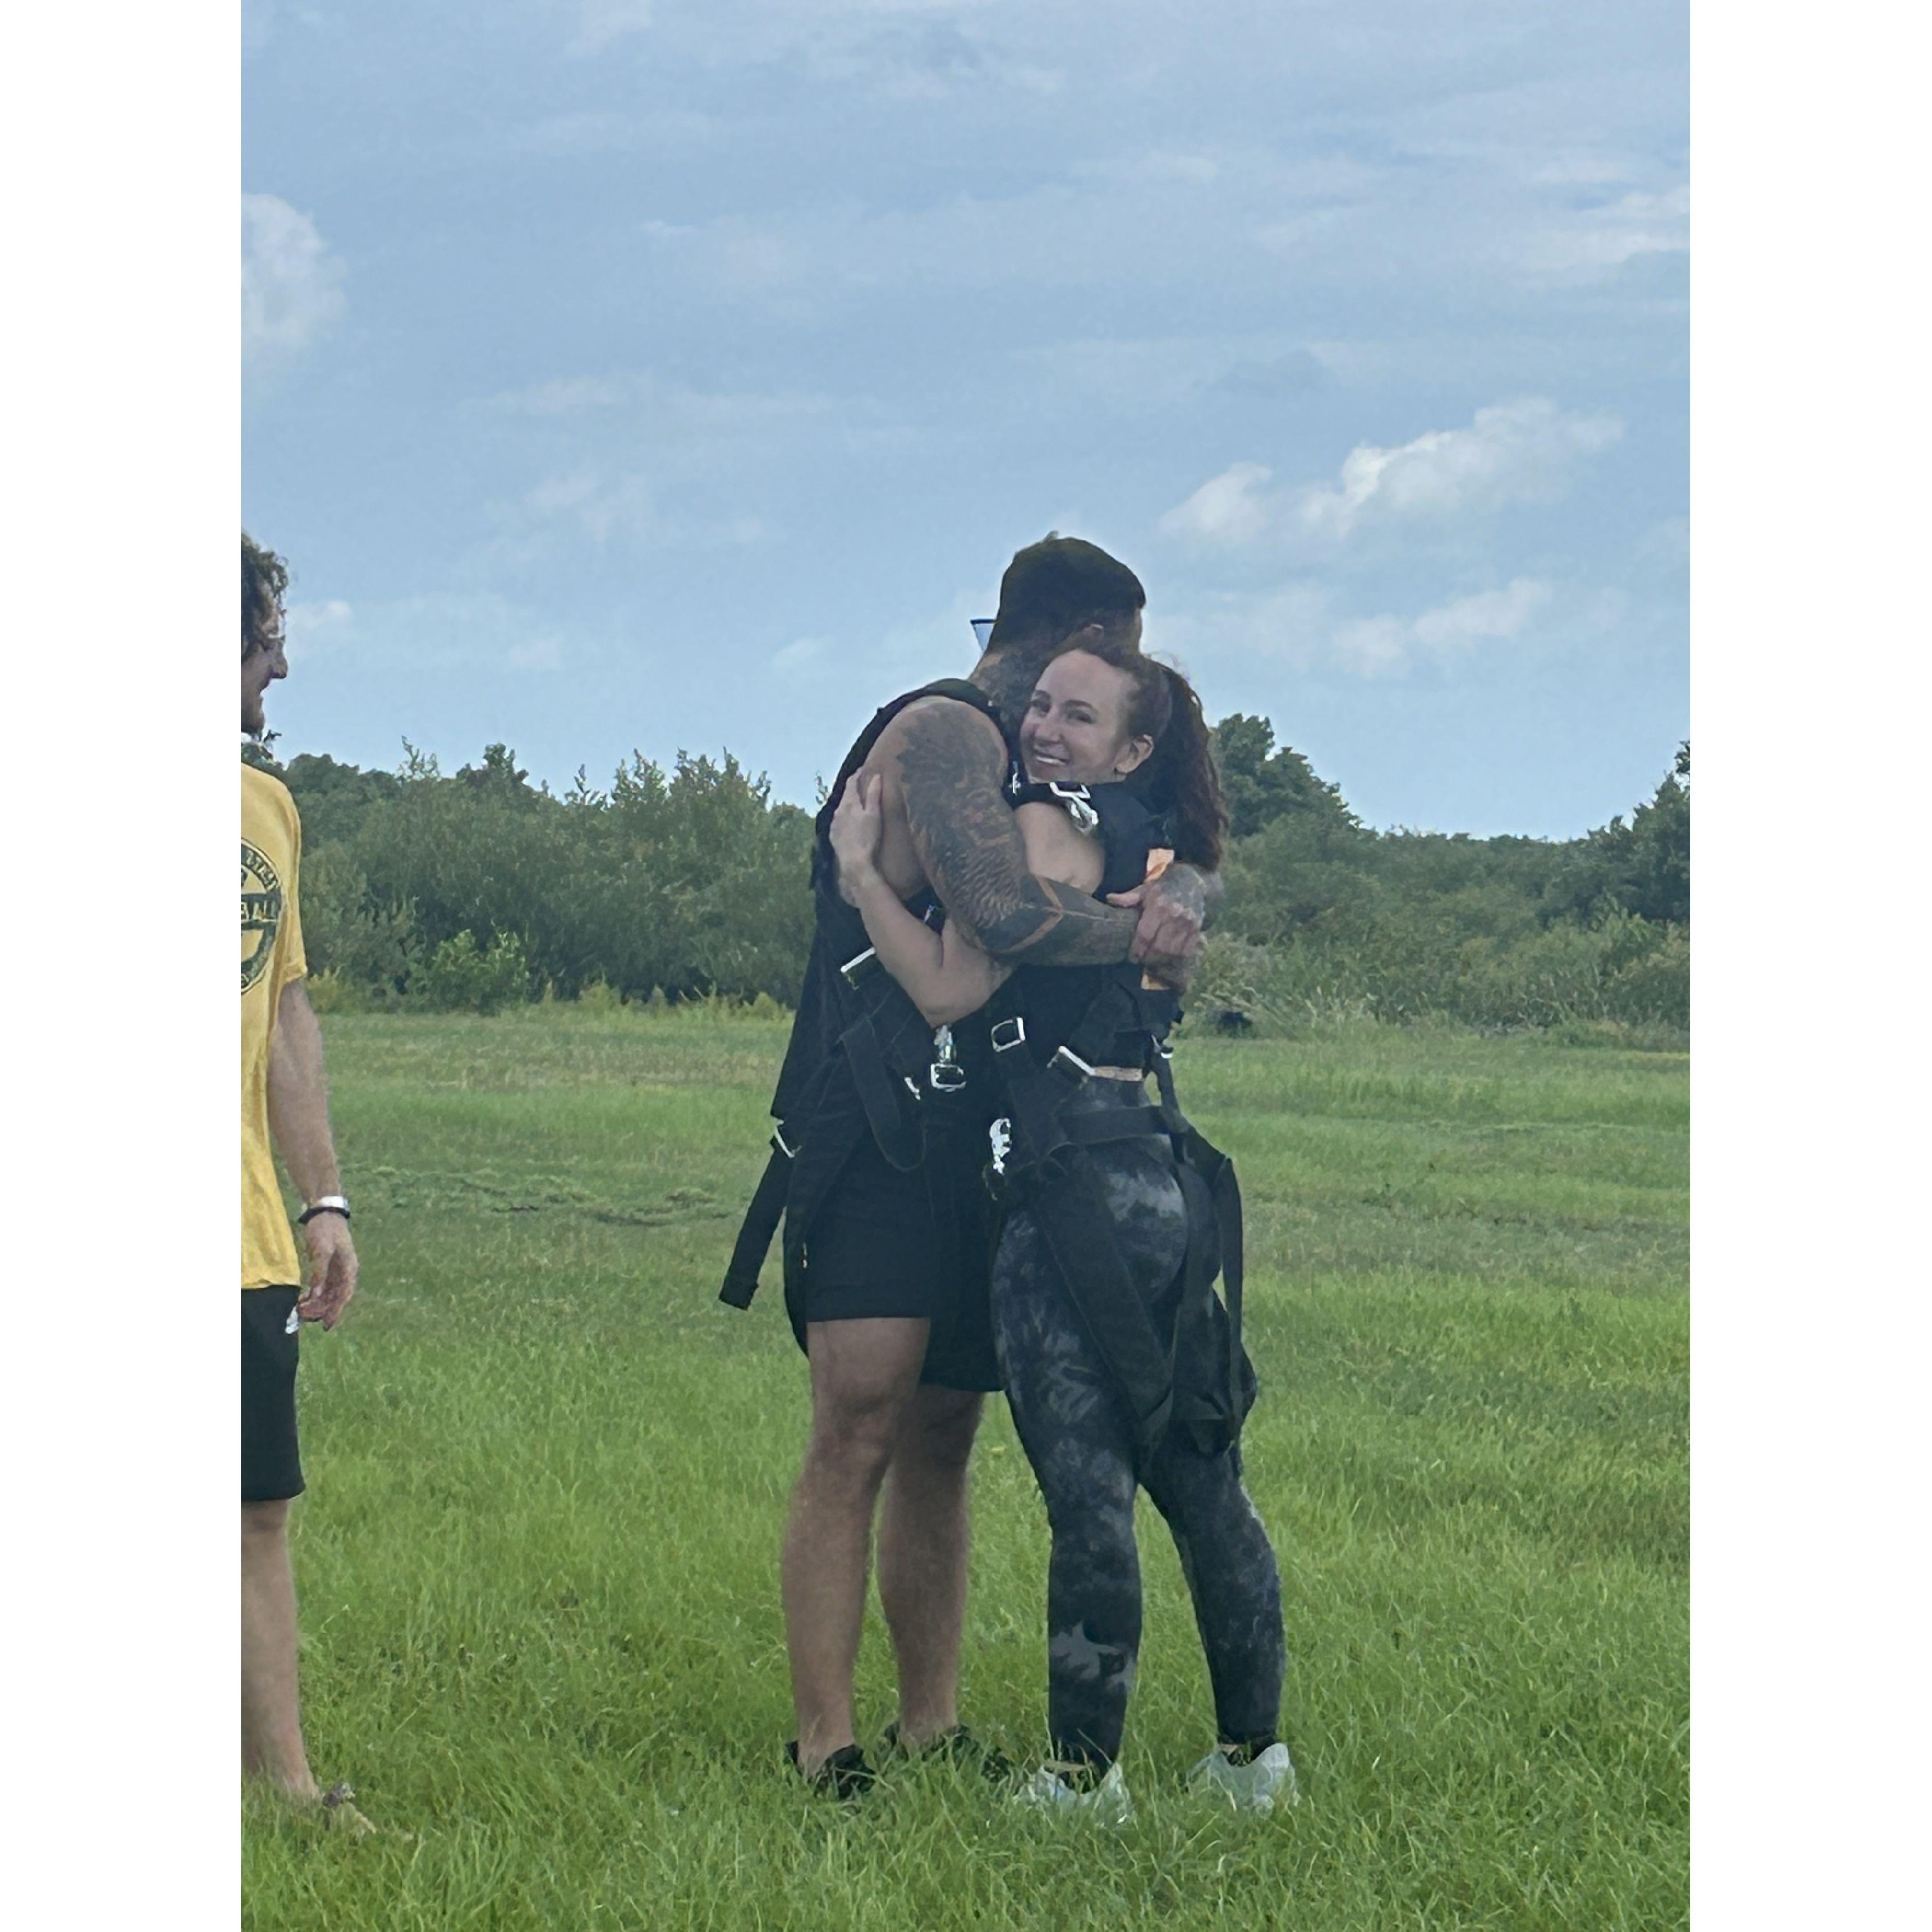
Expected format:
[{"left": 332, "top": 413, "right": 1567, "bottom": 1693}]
[
  {"left": 1157, "top": 863, "right": 1222, "bottom": 928},
  {"left": 895, "top": 704, "right": 1138, "bottom": 966}
]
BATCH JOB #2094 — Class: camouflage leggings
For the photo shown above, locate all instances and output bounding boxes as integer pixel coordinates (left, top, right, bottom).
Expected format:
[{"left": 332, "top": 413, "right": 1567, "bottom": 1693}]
[{"left": 990, "top": 1095, "right": 1285, "bottom": 1769}]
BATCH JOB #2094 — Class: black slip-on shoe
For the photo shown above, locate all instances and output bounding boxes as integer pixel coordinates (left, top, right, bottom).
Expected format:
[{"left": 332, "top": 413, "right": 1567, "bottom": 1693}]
[
  {"left": 786, "top": 1740, "right": 878, "bottom": 1800},
  {"left": 879, "top": 1722, "right": 1020, "bottom": 1784}
]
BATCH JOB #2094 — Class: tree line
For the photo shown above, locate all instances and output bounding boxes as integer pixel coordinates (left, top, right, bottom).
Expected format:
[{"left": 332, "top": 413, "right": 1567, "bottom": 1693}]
[{"left": 246, "top": 724, "right": 1688, "bottom": 1036}]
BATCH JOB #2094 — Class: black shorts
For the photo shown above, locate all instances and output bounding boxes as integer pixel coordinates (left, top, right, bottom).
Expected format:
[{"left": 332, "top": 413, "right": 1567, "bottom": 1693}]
[
  {"left": 794, "top": 1138, "right": 1001, "bottom": 1392},
  {"left": 242, "top": 1287, "right": 305, "bottom": 1502}
]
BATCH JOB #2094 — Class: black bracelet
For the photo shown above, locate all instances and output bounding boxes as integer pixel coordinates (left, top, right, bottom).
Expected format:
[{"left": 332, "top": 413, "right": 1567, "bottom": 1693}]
[{"left": 298, "top": 1202, "right": 352, "bottom": 1226}]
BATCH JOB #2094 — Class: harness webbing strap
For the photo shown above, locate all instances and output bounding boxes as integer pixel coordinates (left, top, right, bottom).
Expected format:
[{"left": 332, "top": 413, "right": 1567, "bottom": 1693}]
[
  {"left": 1060, "top": 1104, "right": 1168, "bottom": 1147},
  {"left": 1149, "top": 1048, "right": 1252, "bottom": 1453},
  {"left": 840, "top": 1008, "right": 922, "bottom": 1171},
  {"left": 992, "top": 1040, "right": 1178, "bottom": 1450},
  {"left": 719, "top": 1140, "right": 794, "bottom": 1308},
  {"left": 1023, "top": 1147, "right": 1177, "bottom": 1452}
]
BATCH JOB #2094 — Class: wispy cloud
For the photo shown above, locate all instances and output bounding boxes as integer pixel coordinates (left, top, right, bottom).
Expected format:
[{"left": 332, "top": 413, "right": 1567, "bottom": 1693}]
[
  {"left": 564, "top": 0, "right": 654, "bottom": 56},
  {"left": 1159, "top": 462, "right": 1277, "bottom": 548},
  {"left": 242, "top": 194, "right": 345, "bottom": 376},
  {"left": 1300, "top": 399, "right": 1622, "bottom": 538},
  {"left": 290, "top": 591, "right": 563, "bottom": 672},
  {"left": 1161, "top": 398, "right": 1623, "bottom": 552},
  {"left": 1162, "top": 575, "right": 1559, "bottom": 680},
  {"left": 1334, "top": 578, "right": 1553, "bottom": 675},
  {"left": 1532, "top": 184, "right": 1688, "bottom": 275},
  {"left": 491, "top": 469, "right": 768, "bottom": 557},
  {"left": 285, "top": 598, "right": 356, "bottom": 660}
]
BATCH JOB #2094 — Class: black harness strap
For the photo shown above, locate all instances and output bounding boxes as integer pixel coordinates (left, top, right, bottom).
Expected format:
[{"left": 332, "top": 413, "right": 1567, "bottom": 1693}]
[
  {"left": 991, "top": 1032, "right": 1179, "bottom": 1451},
  {"left": 1152, "top": 1048, "right": 1252, "bottom": 1453},
  {"left": 719, "top": 1138, "right": 794, "bottom": 1309},
  {"left": 840, "top": 1009, "right": 923, "bottom": 1172}
]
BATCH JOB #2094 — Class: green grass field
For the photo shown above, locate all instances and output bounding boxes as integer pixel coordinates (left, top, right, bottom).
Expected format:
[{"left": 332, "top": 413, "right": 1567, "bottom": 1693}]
[{"left": 242, "top": 1005, "right": 1689, "bottom": 1931}]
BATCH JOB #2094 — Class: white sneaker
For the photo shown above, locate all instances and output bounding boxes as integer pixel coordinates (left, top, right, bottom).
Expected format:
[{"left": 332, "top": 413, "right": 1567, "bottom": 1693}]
[
  {"left": 1014, "top": 1761, "right": 1135, "bottom": 1826},
  {"left": 1188, "top": 1741, "right": 1298, "bottom": 1814}
]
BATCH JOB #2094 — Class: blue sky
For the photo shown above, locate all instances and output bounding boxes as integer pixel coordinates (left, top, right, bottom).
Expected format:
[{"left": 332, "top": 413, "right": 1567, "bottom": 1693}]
[{"left": 243, "top": 0, "right": 1686, "bottom": 837}]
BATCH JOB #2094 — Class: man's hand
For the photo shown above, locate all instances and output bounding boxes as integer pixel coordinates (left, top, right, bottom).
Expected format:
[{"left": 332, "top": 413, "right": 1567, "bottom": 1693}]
[
  {"left": 1107, "top": 864, "right": 1210, "bottom": 988},
  {"left": 295, "top": 1214, "right": 358, "bottom": 1330}
]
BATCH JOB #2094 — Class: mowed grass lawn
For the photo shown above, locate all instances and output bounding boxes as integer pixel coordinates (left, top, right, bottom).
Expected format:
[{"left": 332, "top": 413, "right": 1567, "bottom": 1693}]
[{"left": 243, "top": 1006, "right": 1689, "bottom": 1932}]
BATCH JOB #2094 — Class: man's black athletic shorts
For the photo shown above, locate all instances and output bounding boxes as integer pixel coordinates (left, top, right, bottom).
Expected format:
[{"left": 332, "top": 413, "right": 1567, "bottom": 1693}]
[
  {"left": 797, "top": 1138, "right": 1001, "bottom": 1392},
  {"left": 242, "top": 1287, "right": 305, "bottom": 1502}
]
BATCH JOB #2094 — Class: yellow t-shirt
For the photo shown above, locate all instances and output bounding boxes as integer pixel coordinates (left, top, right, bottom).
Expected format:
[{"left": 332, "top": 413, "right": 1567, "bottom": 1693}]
[{"left": 243, "top": 765, "right": 308, "bottom": 1288}]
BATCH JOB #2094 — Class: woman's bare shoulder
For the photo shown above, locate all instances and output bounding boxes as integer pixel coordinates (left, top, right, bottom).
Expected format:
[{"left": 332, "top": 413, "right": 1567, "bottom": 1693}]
[{"left": 1015, "top": 799, "right": 1104, "bottom": 891}]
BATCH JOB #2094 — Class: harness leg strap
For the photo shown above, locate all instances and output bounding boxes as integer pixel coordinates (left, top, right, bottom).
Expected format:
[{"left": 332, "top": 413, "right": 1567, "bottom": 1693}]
[{"left": 720, "top": 1139, "right": 794, "bottom": 1308}]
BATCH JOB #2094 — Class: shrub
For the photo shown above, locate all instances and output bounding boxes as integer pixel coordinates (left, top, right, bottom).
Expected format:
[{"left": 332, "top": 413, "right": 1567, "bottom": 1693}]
[{"left": 416, "top": 930, "right": 531, "bottom": 1015}]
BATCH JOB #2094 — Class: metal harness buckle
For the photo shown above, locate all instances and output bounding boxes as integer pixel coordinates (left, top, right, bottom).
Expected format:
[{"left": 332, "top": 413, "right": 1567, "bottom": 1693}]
[
  {"left": 1047, "top": 783, "right": 1100, "bottom": 834},
  {"left": 1050, "top": 1044, "right": 1096, "bottom": 1082},
  {"left": 990, "top": 1015, "right": 1027, "bottom": 1052},
  {"left": 929, "top": 1022, "right": 967, "bottom": 1092},
  {"left": 840, "top": 946, "right": 879, "bottom": 986},
  {"left": 772, "top": 1127, "right": 799, "bottom": 1159}
]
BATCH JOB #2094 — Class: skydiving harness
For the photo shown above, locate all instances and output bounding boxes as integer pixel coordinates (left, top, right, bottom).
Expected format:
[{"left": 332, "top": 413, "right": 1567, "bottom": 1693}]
[
  {"left": 979, "top": 966, "right": 1255, "bottom": 1463},
  {"left": 720, "top": 753, "right": 1256, "bottom": 1465},
  {"left": 718, "top": 932, "right": 981, "bottom": 1318},
  {"left": 719, "top": 678, "right": 1009, "bottom": 1330}
]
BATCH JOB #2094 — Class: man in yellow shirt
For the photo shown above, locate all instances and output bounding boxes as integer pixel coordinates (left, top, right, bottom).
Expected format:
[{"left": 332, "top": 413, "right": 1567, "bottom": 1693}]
[{"left": 242, "top": 533, "right": 370, "bottom": 1832}]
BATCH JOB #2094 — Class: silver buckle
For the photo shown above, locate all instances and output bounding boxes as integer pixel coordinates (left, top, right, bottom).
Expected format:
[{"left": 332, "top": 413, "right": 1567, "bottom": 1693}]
[
  {"left": 1050, "top": 1044, "right": 1096, "bottom": 1081},
  {"left": 929, "top": 1022, "right": 966, "bottom": 1091},
  {"left": 1047, "top": 782, "right": 1100, "bottom": 834},
  {"left": 989, "top": 1117, "right": 1012, "bottom": 1176},
  {"left": 840, "top": 946, "right": 878, "bottom": 986},
  {"left": 990, "top": 1016, "right": 1027, "bottom": 1052},
  {"left": 772, "top": 1127, "right": 799, "bottom": 1159}
]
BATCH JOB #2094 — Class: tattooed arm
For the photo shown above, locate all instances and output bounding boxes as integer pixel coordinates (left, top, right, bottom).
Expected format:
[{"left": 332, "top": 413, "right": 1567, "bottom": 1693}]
[
  {"left": 888, "top": 700, "right": 1143, "bottom": 968},
  {"left": 1109, "top": 862, "right": 1221, "bottom": 970}
]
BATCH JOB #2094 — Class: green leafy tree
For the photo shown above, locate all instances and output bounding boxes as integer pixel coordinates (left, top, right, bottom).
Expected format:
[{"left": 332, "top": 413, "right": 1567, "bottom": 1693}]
[
  {"left": 1544, "top": 744, "right": 1690, "bottom": 928},
  {"left": 1210, "top": 713, "right": 1358, "bottom": 842}
]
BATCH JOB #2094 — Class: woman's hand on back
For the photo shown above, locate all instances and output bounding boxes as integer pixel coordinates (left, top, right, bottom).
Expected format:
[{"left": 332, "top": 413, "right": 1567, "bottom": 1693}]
[{"left": 829, "top": 770, "right": 886, "bottom": 902}]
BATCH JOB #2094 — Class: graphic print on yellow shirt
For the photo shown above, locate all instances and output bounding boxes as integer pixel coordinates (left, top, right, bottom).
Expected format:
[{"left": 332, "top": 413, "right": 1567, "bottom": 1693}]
[{"left": 243, "top": 765, "right": 307, "bottom": 1289}]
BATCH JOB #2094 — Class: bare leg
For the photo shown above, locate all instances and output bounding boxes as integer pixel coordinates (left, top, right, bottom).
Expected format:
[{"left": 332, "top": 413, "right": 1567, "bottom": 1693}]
[
  {"left": 782, "top": 1318, "right": 930, "bottom": 1776},
  {"left": 877, "top": 1385, "right": 983, "bottom": 1748},
  {"left": 242, "top": 1498, "right": 318, "bottom": 1798}
]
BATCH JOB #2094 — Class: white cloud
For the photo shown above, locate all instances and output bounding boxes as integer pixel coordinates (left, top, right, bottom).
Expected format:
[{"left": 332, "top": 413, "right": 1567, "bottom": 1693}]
[
  {"left": 1159, "top": 463, "right": 1275, "bottom": 548},
  {"left": 493, "top": 469, "right": 767, "bottom": 555},
  {"left": 1299, "top": 399, "right": 1623, "bottom": 538},
  {"left": 1162, "top": 399, "right": 1623, "bottom": 552},
  {"left": 285, "top": 598, "right": 355, "bottom": 659},
  {"left": 1533, "top": 184, "right": 1689, "bottom": 275},
  {"left": 1410, "top": 577, "right": 1552, "bottom": 647},
  {"left": 772, "top": 637, "right": 826, "bottom": 679},
  {"left": 305, "top": 592, "right": 556, "bottom": 670},
  {"left": 507, "top": 636, "right": 564, "bottom": 672},
  {"left": 242, "top": 194, "right": 345, "bottom": 373},
  {"left": 1163, "top": 577, "right": 1555, "bottom": 679}
]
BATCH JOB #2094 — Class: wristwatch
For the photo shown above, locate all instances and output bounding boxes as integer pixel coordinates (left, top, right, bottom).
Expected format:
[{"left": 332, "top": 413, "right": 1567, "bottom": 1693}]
[{"left": 298, "top": 1194, "right": 352, "bottom": 1225}]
